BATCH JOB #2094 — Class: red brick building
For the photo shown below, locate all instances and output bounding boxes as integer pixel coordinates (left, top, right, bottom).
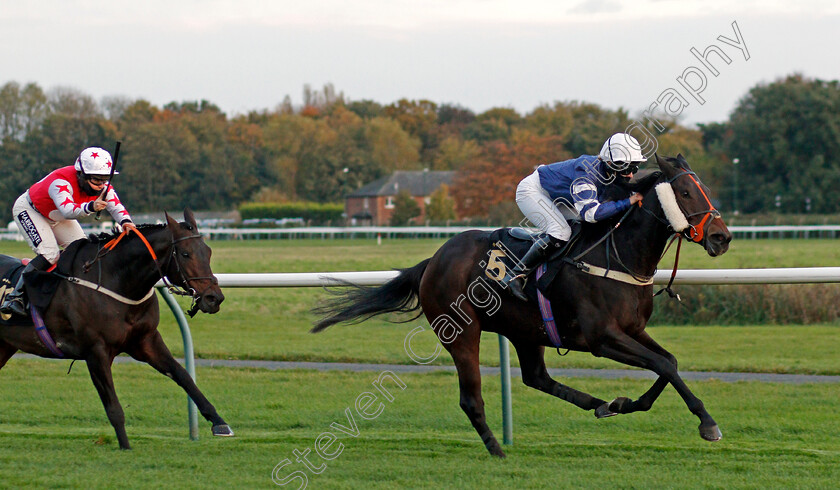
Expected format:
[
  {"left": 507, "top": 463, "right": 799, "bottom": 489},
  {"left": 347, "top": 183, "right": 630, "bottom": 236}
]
[{"left": 345, "top": 170, "right": 455, "bottom": 225}]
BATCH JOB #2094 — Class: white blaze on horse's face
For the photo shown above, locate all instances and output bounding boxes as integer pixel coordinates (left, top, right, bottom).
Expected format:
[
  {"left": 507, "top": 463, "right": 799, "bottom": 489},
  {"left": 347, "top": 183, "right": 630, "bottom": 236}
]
[
  {"left": 655, "top": 183, "right": 689, "bottom": 232},
  {"left": 655, "top": 154, "right": 732, "bottom": 257}
]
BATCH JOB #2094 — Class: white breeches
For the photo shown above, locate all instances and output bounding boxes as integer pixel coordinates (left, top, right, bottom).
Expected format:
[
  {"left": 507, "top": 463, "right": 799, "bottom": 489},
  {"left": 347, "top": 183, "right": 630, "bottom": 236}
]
[
  {"left": 12, "top": 192, "right": 85, "bottom": 264},
  {"left": 515, "top": 169, "right": 575, "bottom": 241}
]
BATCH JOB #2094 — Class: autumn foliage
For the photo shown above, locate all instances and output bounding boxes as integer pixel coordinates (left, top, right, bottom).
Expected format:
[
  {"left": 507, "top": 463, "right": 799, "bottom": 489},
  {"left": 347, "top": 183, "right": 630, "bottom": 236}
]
[
  {"left": 2, "top": 75, "right": 836, "bottom": 224},
  {"left": 452, "top": 131, "right": 567, "bottom": 218}
]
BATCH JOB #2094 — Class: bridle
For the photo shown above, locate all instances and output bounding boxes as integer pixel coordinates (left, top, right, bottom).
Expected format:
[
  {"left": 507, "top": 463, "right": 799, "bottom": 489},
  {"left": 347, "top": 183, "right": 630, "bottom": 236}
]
[
  {"left": 85, "top": 226, "right": 218, "bottom": 317},
  {"left": 568, "top": 169, "right": 721, "bottom": 291},
  {"left": 650, "top": 169, "right": 722, "bottom": 301},
  {"left": 161, "top": 231, "right": 219, "bottom": 316},
  {"left": 667, "top": 170, "right": 721, "bottom": 244}
]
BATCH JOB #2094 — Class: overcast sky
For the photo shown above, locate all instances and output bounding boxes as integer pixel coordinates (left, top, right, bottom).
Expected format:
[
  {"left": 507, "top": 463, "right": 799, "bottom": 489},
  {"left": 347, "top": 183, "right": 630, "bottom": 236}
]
[{"left": 2, "top": 0, "right": 838, "bottom": 126}]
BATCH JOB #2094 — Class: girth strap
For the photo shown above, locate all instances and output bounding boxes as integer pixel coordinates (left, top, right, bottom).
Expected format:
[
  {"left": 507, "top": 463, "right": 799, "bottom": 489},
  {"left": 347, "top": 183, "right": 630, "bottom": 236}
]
[
  {"left": 565, "top": 258, "right": 654, "bottom": 286},
  {"left": 56, "top": 273, "right": 156, "bottom": 305},
  {"left": 31, "top": 304, "right": 64, "bottom": 358}
]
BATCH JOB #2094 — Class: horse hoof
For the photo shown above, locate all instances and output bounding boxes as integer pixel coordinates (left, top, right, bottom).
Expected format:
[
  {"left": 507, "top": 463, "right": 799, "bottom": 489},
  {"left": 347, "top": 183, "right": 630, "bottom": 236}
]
[
  {"left": 212, "top": 424, "right": 235, "bottom": 437},
  {"left": 486, "top": 441, "right": 506, "bottom": 458},
  {"left": 490, "top": 448, "right": 506, "bottom": 458},
  {"left": 699, "top": 424, "right": 722, "bottom": 442},
  {"left": 609, "top": 397, "right": 633, "bottom": 413},
  {"left": 595, "top": 402, "right": 618, "bottom": 419}
]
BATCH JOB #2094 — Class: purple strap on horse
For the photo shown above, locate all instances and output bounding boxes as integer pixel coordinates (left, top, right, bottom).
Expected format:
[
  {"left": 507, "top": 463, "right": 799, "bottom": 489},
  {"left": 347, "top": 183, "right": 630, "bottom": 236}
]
[
  {"left": 30, "top": 304, "right": 64, "bottom": 358},
  {"left": 535, "top": 264, "right": 563, "bottom": 348}
]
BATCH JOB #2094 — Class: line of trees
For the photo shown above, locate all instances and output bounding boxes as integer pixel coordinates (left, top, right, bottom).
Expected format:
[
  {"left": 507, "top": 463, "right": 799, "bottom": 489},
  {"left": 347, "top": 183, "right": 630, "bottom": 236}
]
[
  {"left": 700, "top": 74, "right": 840, "bottom": 214},
  {"left": 1, "top": 74, "right": 838, "bottom": 225}
]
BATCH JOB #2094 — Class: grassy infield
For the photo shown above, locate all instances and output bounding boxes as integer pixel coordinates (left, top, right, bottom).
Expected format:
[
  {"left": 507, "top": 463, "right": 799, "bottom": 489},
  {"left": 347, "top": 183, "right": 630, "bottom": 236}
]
[{"left": 0, "top": 238, "right": 838, "bottom": 488}]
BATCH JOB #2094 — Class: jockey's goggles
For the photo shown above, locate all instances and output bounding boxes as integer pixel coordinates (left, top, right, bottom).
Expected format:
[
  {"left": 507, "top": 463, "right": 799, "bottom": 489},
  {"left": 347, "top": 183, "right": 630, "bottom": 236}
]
[
  {"left": 88, "top": 176, "right": 110, "bottom": 185},
  {"left": 616, "top": 162, "right": 640, "bottom": 176}
]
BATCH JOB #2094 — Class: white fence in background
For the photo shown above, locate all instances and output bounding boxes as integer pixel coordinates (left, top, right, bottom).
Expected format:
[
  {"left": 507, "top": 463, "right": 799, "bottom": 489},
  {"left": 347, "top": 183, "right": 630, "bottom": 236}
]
[
  {"left": 200, "top": 267, "right": 840, "bottom": 287},
  {"left": 3, "top": 225, "right": 840, "bottom": 242},
  {"left": 200, "top": 225, "right": 840, "bottom": 240}
]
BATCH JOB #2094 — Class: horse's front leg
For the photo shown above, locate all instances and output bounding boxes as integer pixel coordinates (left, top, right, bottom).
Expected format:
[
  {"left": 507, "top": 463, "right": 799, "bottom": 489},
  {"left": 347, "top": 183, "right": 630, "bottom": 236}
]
[
  {"left": 0, "top": 341, "right": 18, "bottom": 370},
  {"left": 593, "top": 331, "right": 721, "bottom": 442},
  {"left": 127, "top": 331, "right": 233, "bottom": 437},
  {"left": 605, "top": 330, "right": 677, "bottom": 415},
  {"left": 86, "top": 346, "right": 131, "bottom": 449}
]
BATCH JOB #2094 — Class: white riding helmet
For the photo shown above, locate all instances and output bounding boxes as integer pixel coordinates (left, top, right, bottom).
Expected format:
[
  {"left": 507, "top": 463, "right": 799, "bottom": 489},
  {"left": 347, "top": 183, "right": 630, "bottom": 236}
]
[
  {"left": 74, "top": 147, "right": 117, "bottom": 177},
  {"left": 599, "top": 133, "right": 647, "bottom": 164}
]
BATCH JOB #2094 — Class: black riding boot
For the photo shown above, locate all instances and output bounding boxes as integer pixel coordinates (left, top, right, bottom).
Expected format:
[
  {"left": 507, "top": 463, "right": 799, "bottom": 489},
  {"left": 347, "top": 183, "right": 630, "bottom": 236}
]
[
  {"left": 503, "top": 236, "right": 566, "bottom": 301},
  {"left": 1, "top": 255, "right": 49, "bottom": 317}
]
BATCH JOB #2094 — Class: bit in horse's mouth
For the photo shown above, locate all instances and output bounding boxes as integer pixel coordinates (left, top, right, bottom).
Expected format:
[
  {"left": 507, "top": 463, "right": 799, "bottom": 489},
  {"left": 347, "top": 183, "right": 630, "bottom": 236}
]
[
  {"left": 198, "top": 291, "right": 224, "bottom": 314},
  {"left": 706, "top": 243, "right": 729, "bottom": 257}
]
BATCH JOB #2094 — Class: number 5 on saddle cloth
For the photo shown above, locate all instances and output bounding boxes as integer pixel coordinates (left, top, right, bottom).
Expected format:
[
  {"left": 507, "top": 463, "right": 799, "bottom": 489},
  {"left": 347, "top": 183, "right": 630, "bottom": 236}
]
[
  {"left": 482, "top": 226, "right": 581, "bottom": 348},
  {"left": 483, "top": 226, "right": 581, "bottom": 296}
]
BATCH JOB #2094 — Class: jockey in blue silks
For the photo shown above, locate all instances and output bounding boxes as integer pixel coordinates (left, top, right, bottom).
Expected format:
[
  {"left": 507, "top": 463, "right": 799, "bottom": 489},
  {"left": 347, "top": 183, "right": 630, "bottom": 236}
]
[{"left": 502, "top": 133, "right": 647, "bottom": 301}]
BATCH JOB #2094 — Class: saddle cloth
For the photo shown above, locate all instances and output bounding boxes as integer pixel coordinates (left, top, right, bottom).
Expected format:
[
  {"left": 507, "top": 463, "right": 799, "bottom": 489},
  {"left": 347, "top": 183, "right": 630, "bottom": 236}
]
[
  {"left": 483, "top": 227, "right": 579, "bottom": 348},
  {"left": 484, "top": 226, "right": 580, "bottom": 297}
]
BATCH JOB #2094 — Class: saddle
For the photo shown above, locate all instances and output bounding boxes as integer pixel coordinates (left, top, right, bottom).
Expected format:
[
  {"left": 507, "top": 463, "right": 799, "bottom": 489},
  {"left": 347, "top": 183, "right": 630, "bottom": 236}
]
[
  {"left": 480, "top": 226, "right": 582, "bottom": 348},
  {"left": 506, "top": 227, "right": 546, "bottom": 242},
  {"left": 0, "top": 256, "right": 31, "bottom": 326},
  {"left": 0, "top": 240, "right": 86, "bottom": 323},
  {"left": 484, "top": 223, "right": 582, "bottom": 300}
]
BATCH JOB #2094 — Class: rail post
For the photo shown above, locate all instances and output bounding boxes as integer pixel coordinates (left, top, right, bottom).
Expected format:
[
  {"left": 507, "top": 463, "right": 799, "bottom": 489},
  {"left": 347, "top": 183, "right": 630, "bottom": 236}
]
[
  {"left": 158, "top": 287, "right": 199, "bottom": 440},
  {"left": 498, "top": 334, "right": 513, "bottom": 445}
]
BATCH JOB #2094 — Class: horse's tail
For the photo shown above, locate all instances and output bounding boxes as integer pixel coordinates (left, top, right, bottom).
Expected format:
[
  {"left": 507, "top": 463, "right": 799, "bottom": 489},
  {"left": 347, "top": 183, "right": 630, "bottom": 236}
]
[{"left": 311, "top": 258, "right": 431, "bottom": 333}]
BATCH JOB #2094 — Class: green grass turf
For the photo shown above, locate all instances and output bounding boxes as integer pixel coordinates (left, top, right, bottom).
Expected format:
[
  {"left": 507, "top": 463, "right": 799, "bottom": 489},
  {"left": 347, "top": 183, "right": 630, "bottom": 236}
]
[
  {"left": 0, "top": 238, "right": 838, "bottom": 488},
  {"left": 3, "top": 236, "right": 839, "bottom": 271},
  {"left": 0, "top": 358, "right": 838, "bottom": 489}
]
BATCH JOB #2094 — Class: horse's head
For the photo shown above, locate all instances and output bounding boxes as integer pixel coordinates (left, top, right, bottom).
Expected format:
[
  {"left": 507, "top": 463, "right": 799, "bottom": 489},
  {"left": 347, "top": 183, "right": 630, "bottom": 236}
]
[
  {"left": 655, "top": 154, "right": 731, "bottom": 257},
  {"left": 164, "top": 209, "right": 225, "bottom": 314}
]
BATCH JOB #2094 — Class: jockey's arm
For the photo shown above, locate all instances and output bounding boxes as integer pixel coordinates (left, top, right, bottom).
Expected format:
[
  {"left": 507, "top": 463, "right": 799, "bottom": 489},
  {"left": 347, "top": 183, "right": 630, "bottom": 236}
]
[
  {"left": 102, "top": 187, "right": 135, "bottom": 229},
  {"left": 571, "top": 178, "right": 633, "bottom": 223},
  {"left": 49, "top": 179, "right": 97, "bottom": 219}
]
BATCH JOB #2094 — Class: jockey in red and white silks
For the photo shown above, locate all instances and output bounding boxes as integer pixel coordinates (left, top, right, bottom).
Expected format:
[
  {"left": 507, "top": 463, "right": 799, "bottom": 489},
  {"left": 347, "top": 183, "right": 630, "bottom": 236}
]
[
  {"left": 18, "top": 164, "right": 134, "bottom": 259},
  {"left": 1, "top": 147, "right": 137, "bottom": 317}
]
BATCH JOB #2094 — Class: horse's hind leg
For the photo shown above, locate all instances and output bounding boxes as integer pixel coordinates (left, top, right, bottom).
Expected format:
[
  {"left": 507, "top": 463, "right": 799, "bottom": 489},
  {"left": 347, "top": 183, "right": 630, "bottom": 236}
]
[
  {"left": 128, "top": 331, "right": 232, "bottom": 437},
  {"left": 86, "top": 346, "right": 131, "bottom": 449},
  {"left": 434, "top": 304, "right": 505, "bottom": 457},
  {"left": 449, "top": 337, "right": 506, "bottom": 458},
  {"left": 513, "top": 342, "right": 607, "bottom": 412}
]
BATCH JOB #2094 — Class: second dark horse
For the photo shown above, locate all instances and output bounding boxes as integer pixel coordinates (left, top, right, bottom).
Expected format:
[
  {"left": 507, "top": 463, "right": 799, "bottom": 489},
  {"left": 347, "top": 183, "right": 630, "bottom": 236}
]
[{"left": 0, "top": 209, "right": 231, "bottom": 449}]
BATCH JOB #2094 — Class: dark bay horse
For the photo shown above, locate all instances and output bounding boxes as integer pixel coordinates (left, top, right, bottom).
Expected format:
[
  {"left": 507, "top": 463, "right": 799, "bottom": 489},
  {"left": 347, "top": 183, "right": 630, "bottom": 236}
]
[
  {"left": 0, "top": 209, "right": 231, "bottom": 449},
  {"left": 314, "top": 154, "right": 732, "bottom": 457}
]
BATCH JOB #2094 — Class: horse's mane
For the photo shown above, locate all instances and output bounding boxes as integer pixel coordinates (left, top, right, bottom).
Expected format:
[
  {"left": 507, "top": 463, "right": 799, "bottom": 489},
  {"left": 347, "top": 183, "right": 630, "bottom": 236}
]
[
  {"left": 86, "top": 223, "right": 167, "bottom": 243},
  {"left": 576, "top": 169, "right": 664, "bottom": 237},
  {"left": 602, "top": 169, "right": 663, "bottom": 201}
]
